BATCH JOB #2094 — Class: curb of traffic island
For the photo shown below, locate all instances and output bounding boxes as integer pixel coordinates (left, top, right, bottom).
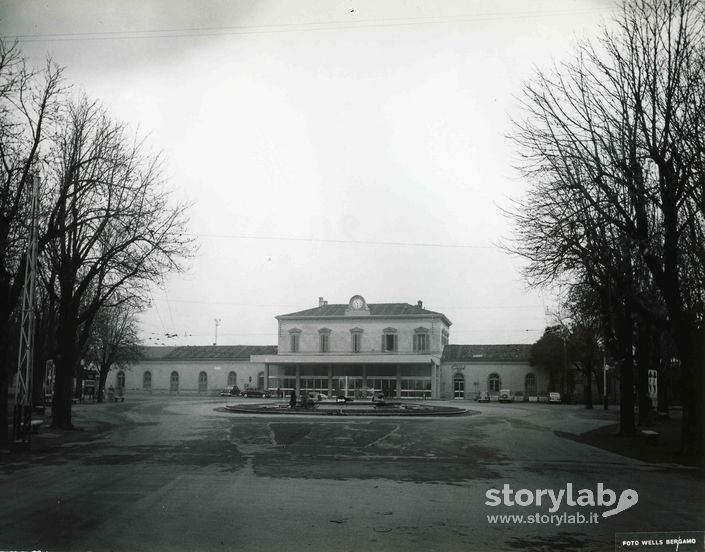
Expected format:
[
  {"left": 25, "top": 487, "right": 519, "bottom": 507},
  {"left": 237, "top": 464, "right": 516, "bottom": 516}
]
[{"left": 221, "top": 401, "right": 474, "bottom": 417}]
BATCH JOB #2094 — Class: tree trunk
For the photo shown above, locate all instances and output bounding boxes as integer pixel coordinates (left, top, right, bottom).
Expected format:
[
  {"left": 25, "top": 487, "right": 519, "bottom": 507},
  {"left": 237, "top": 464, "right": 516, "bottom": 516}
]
[
  {"left": 74, "top": 367, "right": 84, "bottom": 402},
  {"left": 97, "top": 365, "right": 109, "bottom": 403},
  {"left": 635, "top": 328, "right": 653, "bottom": 427},
  {"left": 596, "top": 365, "right": 604, "bottom": 405},
  {"left": 0, "top": 280, "right": 16, "bottom": 447},
  {"left": 51, "top": 354, "right": 75, "bottom": 429},
  {"left": 0, "top": 345, "right": 9, "bottom": 447},
  {"left": 657, "top": 357, "right": 670, "bottom": 416},
  {"left": 677, "top": 322, "right": 705, "bottom": 457},
  {"left": 584, "top": 361, "right": 593, "bottom": 409},
  {"left": 51, "top": 311, "right": 79, "bottom": 430},
  {"left": 618, "top": 355, "right": 635, "bottom": 435}
]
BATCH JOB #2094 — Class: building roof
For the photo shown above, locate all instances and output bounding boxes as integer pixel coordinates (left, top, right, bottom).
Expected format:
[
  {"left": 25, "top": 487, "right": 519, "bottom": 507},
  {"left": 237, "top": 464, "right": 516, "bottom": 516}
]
[
  {"left": 139, "top": 346, "right": 178, "bottom": 361},
  {"left": 138, "top": 345, "right": 278, "bottom": 362},
  {"left": 441, "top": 344, "right": 531, "bottom": 362},
  {"left": 278, "top": 302, "right": 451, "bottom": 325}
]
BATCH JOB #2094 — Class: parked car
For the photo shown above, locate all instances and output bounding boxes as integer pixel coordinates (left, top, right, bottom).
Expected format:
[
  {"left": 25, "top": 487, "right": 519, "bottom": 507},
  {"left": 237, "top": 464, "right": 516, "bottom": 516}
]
[
  {"left": 476, "top": 391, "right": 490, "bottom": 403},
  {"left": 549, "top": 392, "right": 562, "bottom": 404},
  {"left": 241, "top": 389, "right": 271, "bottom": 398},
  {"left": 219, "top": 386, "right": 240, "bottom": 397},
  {"left": 498, "top": 389, "right": 513, "bottom": 403}
]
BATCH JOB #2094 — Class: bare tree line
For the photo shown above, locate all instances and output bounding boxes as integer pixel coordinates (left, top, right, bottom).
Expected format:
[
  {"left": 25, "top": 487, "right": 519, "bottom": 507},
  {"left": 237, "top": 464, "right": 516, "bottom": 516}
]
[
  {"left": 0, "top": 40, "right": 194, "bottom": 444},
  {"left": 508, "top": 0, "right": 704, "bottom": 455}
]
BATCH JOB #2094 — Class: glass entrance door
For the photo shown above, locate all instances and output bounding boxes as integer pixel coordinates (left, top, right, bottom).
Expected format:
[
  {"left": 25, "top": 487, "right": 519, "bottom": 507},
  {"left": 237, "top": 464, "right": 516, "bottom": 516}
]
[{"left": 453, "top": 374, "right": 465, "bottom": 399}]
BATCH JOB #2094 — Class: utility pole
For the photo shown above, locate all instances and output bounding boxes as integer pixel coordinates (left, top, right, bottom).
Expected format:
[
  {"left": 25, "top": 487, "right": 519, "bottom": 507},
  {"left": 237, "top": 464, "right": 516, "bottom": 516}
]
[
  {"left": 213, "top": 318, "right": 221, "bottom": 346},
  {"left": 12, "top": 174, "right": 40, "bottom": 453}
]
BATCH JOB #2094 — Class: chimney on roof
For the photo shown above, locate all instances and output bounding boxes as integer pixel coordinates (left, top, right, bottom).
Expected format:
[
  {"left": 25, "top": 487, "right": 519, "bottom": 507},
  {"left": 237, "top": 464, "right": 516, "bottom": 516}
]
[
  {"left": 417, "top": 300, "right": 423, "bottom": 308},
  {"left": 319, "top": 297, "right": 325, "bottom": 307}
]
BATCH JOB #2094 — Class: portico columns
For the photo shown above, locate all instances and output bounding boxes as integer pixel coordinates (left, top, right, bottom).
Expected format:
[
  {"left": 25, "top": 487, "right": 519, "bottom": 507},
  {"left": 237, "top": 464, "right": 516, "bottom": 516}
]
[{"left": 431, "top": 361, "right": 439, "bottom": 399}]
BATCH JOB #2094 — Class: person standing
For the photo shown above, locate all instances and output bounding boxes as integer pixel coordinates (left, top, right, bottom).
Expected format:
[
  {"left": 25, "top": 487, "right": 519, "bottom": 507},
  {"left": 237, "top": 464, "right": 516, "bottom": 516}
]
[{"left": 289, "top": 390, "right": 297, "bottom": 408}]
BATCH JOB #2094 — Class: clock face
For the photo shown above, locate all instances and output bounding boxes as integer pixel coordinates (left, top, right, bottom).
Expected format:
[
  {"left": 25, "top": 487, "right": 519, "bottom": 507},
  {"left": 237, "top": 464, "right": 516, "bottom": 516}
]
[{"left": 351, "top": 297, "right": 364, "bottom": 310}]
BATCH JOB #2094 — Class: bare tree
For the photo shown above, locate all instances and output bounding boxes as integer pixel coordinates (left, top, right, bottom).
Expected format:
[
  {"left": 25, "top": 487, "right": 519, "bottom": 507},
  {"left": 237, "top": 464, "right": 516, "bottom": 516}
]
[
  {"left": 0, "top": 40, "right": 64, "bottom": 445},
  {"left": 85, "top": 302, "right": 143, "bottom": 403},
  {"left": 564, "top": 284, "right": 605, "bottom": 410},
  {"left": 530, "top": 326, "right": 569, "bottom": 395},
  {"left": 43, "top": 97, "right": 194, "bottom": 429},
  {"left": 508, "top": 0, "right": 705, "bottom": 452}
]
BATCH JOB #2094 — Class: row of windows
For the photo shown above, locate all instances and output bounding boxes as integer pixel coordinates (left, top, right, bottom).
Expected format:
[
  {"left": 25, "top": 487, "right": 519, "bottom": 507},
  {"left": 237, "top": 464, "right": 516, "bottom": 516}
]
[
  {"left": 289, "top": 328, "right": 434, "bottom": 353},
  {"left": 116, "top": 370, "right": 537, "bottom": 395},
  {"left": 116, "top": 370, "right": 245, "bottom": 392},
  {"left": 452, "top": 372, "right": 537, "bottom": 394}
]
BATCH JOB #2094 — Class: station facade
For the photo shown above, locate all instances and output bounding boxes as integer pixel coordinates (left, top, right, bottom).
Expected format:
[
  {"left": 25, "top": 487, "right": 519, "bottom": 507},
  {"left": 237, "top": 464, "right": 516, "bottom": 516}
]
[
  {"left": 252, "top": 295, "right": 449, "bottom": 399},
  {"left": 107, "top": 295, "right": 549, "bottom": 400}
]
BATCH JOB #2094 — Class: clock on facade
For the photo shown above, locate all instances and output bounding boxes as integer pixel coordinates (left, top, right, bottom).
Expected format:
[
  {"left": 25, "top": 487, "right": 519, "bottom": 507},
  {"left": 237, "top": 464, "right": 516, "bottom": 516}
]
[{"left": 350, "top": 296, "right": 365, "bottom": 310}]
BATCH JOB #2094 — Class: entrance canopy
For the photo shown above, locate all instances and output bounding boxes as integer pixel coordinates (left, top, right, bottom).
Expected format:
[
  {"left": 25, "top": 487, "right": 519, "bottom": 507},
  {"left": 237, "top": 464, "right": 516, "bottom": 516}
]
[{"left": 251, "top": 353, "right": 439, "bottom": 365}]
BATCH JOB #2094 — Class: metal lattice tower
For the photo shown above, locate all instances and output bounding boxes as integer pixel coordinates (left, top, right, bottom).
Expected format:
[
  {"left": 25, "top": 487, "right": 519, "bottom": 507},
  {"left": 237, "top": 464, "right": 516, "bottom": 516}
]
[{"left": 11, "top": 173, "right": 40, "bottom": 453}]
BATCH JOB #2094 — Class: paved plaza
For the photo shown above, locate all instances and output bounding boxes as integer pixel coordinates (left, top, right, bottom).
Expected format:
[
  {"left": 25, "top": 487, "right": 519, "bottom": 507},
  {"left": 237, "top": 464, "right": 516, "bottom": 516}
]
[{"left": 1, "top": 397, "right": 703, "bottom": 551}]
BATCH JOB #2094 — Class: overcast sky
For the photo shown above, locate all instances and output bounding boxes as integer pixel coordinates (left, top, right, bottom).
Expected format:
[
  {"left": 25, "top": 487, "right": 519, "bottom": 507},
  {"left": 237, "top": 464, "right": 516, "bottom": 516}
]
[{"left": 1, "top": 0, "right": 616, "bottom": 347}]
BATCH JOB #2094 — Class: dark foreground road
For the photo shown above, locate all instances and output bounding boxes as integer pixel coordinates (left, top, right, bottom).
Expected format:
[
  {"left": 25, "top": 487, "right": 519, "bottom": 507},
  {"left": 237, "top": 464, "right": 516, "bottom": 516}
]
[{"left": 1, "top": 397, "right": 703, "bottom": 551}]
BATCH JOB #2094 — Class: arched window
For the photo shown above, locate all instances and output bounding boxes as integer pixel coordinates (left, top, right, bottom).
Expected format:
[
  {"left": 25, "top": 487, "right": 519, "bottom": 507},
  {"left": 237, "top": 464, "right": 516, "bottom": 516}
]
[
  {"left": 257, "top": 371, "right": 265, "bottom": 390},
  {"left": 198, "top": 371, "right": 208, "bottom": 392},
  {"left": 117, "top": 371, "right": 126, "bottom": 390},
  {"left": 525, "top": 373, "right": 537, "bottom": 396},
  {"left": 170, "top": 371, "right": 179, "bottom": 392},
  {"left": 227, "top": 371, "right": 237, "bottom": 386},
  {"left": 488, "top": 373, "right": 501, "bottom": 393},
  {"left": 143, "top": 371, "right": 152, "bottom": 391}
]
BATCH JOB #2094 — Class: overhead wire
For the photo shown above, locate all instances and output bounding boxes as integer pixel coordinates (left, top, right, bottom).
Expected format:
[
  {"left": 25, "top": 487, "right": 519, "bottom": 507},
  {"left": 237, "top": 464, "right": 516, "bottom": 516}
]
[
  {"left": 192, "top": 232, "right": 499, "bottom": 250},
  {"left": 5, "top": 7, "right": 617, "bottom": 44}
]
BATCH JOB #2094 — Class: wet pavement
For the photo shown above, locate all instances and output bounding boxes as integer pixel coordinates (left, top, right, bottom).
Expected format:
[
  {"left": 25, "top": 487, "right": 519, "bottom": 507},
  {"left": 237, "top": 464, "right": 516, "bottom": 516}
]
[{"left": 1, "top": 397, "right": 702, "bottom": 551}]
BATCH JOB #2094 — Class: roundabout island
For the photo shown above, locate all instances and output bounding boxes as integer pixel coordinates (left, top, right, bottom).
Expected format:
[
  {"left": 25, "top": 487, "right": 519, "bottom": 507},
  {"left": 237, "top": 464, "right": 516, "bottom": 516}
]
[{"left": 223, "top": 399, "right": 473, "bottom": 417}]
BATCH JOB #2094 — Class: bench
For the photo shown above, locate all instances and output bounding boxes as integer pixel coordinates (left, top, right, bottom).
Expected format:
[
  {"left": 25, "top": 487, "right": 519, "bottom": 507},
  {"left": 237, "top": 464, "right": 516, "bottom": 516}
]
[
  {"left": 30, "top": 419, "right": 44, "bottom": 434},
  {"left": 640, "top": 429, "right": 660, "bottom": 445}
]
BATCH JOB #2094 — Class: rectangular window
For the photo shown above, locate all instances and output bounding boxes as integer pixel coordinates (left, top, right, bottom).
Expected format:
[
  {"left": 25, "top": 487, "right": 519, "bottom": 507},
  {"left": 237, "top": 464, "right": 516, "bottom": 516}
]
[
  {"left": 414, "top": 334, "right": 429, "bottom": 352},
  {"left": 352, "top": 333, "right": 361, "bottom": 353},
  {"left": 320, "top": 334, "right": 329, "bottom": 353},
  {"left": 441, "top": 331, "right": 449, "bottom": 346},
  {"left": 383, "top": 334, "right": 397, "bottom": 352},
  {"left": 290, "top": 334, "right": 299, "bottom": 353}
]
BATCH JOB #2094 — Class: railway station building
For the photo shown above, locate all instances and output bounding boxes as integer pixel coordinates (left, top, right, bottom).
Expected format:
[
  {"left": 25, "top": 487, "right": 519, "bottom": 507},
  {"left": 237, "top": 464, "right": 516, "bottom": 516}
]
[{"left": 107, "top": 295, "right": 549, "bottom": 400}]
